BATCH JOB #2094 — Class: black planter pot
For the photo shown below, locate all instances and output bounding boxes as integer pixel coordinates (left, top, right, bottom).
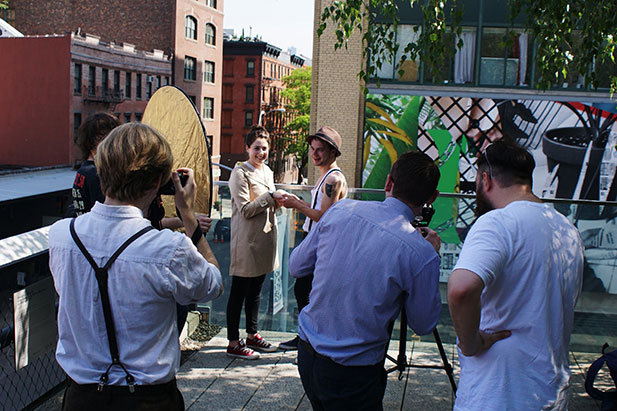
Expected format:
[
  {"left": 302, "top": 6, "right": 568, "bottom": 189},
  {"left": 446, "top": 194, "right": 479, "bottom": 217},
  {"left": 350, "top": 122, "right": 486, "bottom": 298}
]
[{"left": 542, "top": 127, "right": 605, "bottom": 200}]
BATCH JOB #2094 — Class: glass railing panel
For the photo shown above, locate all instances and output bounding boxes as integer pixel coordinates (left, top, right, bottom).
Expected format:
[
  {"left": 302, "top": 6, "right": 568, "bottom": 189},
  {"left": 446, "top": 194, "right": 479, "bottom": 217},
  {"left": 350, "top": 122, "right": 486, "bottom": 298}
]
[{"left": 203, "top": 183, "right": 617, "bottom": 352}]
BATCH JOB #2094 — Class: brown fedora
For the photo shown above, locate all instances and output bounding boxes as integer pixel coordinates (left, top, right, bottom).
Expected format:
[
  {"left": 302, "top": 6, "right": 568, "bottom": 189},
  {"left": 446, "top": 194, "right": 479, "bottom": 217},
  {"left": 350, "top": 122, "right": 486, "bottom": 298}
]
[{"left": 307, "top": 126, "right": 342, "bottom": 157}]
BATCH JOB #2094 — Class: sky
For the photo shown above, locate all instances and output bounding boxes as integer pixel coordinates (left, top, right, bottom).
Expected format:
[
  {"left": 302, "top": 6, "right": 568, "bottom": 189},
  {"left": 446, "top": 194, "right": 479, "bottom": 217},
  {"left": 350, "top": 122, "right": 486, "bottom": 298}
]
[{"left": 223, "top": 0, "right": 315, "bottom": 58}]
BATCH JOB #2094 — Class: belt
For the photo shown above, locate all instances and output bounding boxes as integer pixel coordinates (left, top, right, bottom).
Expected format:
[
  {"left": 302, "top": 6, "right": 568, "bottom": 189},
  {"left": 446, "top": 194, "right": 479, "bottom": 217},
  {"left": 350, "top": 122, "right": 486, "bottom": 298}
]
[
  {"left": 68, "top": 377, "right": 178, "bottom": 394},
  {"left": 299, "top": 338, "right": 333, "bottom": 362}
]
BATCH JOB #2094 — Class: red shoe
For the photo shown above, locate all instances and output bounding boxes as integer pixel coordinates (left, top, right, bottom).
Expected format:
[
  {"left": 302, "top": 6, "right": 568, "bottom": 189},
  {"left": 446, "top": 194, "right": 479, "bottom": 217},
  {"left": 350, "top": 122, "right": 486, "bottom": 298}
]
[
  {"left": 226, "top": 340, "right": 260, "bottom": 360},
  {"left": 246, "top": 334, "right": 277, "bottom": 352}
]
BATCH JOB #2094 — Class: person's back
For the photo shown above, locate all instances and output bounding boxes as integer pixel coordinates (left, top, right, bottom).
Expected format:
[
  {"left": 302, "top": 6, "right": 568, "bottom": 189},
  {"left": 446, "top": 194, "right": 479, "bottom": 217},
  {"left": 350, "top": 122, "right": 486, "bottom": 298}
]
[
  {"left": 297, "top": 198, "right": 441, "bottom": 365},
  {"left": 449, "top": 140, "right": 584, "bottom": 411},
  {"left": 49, "top": 123, "right": 222, "bottom": 410},
  {"left": 50, "top": 208, "right": 220, "bottom": 384},
  {"left": 454, "top": 201, "right": 583, "bottom": 409}
]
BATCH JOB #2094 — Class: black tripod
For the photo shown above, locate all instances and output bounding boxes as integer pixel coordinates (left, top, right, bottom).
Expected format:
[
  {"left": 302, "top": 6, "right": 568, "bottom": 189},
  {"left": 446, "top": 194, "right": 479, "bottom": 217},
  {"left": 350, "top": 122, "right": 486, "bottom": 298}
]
[{"left": 385, "top": 308, "right": 457, "bottom": 393}]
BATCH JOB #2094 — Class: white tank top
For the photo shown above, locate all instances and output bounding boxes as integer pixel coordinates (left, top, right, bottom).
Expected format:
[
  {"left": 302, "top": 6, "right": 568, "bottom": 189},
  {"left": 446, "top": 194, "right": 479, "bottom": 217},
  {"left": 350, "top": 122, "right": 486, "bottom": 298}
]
[{"left": 302, "top": 168, "right": 343, "bottom": 232}]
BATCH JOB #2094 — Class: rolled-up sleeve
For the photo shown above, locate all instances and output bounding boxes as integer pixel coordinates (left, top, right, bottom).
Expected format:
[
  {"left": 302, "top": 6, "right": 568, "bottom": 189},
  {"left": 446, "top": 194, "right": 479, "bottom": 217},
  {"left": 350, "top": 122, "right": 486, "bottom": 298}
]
[{"left": 167, "top": 235, "right": 222, "bottom": 305}]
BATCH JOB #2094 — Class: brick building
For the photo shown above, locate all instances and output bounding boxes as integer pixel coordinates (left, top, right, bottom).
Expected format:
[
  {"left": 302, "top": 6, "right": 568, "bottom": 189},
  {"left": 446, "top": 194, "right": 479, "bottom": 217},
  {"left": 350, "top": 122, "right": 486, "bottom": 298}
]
[
  {"left": 220, "top": 39, "right": 305, "bottom": 180},
  {"left": 0, "top": 33, "right": 171, "bottom": 167},
  {"left": 6, "top": 0, "right": 223, "bottom": 166}
]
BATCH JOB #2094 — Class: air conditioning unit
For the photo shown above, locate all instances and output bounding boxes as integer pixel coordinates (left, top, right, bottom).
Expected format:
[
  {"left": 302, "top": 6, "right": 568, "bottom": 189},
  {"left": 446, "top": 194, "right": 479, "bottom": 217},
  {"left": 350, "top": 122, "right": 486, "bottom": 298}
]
[{"left": 147, "top": 75, "right": 156, "bottom": 83}]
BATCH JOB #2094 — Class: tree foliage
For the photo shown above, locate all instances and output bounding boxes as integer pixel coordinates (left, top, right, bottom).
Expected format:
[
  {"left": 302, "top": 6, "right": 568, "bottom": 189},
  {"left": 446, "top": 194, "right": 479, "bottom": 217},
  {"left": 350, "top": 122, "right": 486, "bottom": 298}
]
[
  {"left": 318, "top": 0, "right": 617, "bottom": 94},
  {"left": 281, "top": 66, "right": 312, "bottom": 182}
]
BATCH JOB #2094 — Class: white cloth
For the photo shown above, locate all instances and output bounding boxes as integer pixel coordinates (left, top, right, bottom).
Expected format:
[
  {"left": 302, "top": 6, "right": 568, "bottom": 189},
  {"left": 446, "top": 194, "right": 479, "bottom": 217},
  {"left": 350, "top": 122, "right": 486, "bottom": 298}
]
[
  {"left": 301, "top": 168, "right": 346, "bottom": 232},
  {"left": 49, "top": 202, "right": 222, "bottom": 385},
  {"left": 453, "top": 201, "right": 584, "bottom": 411}
]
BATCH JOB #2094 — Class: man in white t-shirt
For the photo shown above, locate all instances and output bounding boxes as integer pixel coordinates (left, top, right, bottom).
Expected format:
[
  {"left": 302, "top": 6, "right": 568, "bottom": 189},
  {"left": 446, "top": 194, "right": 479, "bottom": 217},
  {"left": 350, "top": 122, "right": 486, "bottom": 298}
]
[
  {"left": 448, "top": 140, "right": 584, "bottom": 410},
  {"left": 277, "top": 126, "right": 348, "bottom": 350}
]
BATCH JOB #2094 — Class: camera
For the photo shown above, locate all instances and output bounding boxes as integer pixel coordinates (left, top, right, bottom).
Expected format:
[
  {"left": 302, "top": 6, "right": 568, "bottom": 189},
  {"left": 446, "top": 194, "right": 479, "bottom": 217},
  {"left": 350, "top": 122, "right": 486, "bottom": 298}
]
[
  {"left": 411, "top": 204, "right": 435, "bottom": 228},
  {"left": 158, "top": 171, "right": 188, "bottom": 195}
]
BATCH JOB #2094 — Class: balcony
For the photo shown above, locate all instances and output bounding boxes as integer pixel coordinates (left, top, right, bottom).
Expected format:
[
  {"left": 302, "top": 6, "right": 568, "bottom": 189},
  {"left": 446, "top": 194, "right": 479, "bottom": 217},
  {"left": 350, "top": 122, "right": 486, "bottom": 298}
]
[
  {"left": 1, "top": 183, "right": 615, "bottom": 409},
  {"left": 82, "top": 85, "right": 124, "bottom": 104}
]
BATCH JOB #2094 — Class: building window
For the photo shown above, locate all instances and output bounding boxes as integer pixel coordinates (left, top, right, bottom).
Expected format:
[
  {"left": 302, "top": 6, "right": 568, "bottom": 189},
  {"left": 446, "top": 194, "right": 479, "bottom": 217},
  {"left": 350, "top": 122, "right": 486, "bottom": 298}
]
[
  {"left": 135, "top": 113, "right": 142, "bottom": 122},
  {"left": 74, "top": 63, "right": 82, "bottom": 95},
  {"left": 156, "top": 75, "right": 161, "bottom": 90},
  {"left": 222, "top": 109, "right": 232, "bottom": 128},
  {"left": 188, "top": 95, "right": 196, "bottom": 104},
  {"left": 204, "top": 61, "right": 215, "bottom": 83},
  {"left": 185, "top": 16, "right": 197, "bottom": 40},
  {"left": 164, "top": 76, "right": 170, "bottom": 85},
  {"left": 224, "top": 59, "right": 234, "bottom": 77},
  {"left": 244, "top": 111, "right": 253, "bottom": 127},
  {"left": 102, "top": 68, "right": 109, "bottom": 95},
  {"left": 205, "top": 0, "right": 216, "bottom": 8},
  {"left": 223, "top": 84, "right": 233, "bottom": 103},
  {"left": 113, "top": 70, "right": 120, "bottom": 94},
  {"left": 73, "top": 113, "right": 82, "bottom": 143},
  {"left": 125, "top": 72, "right": 132, "bottom": 99},
  {"left": 88, "top": 66, "right": 96, "bottom": 96},
  {"left": 205, "top": 23, "right": 216, "bottom": 46},
  {"left": 136, "top": 73, "right": 142, "bottom": 99},
  {"left": 245, "top": 85, "right": 254, "bottom": 103},
  {"left": 246, "top": 60, "right": 255, "bottom": 76},
  {"left": 146, "top": 76, "right": 153, "bottom": 99},
  {"left": 203, "top": 97, "right": 214, "bottom": 119},
  {"left": 184, "top": 56, "right": 196, "bottom": 81},
  {"left": 124, "top": 113, "right": 132, "bottom": 123}
]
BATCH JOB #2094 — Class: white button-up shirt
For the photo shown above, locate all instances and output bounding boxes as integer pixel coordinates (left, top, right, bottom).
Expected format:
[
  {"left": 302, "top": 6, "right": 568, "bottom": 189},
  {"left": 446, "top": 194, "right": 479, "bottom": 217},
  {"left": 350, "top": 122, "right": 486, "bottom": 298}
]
[{"left": 49, "top": 202, "right": 222, "bottom": 385}]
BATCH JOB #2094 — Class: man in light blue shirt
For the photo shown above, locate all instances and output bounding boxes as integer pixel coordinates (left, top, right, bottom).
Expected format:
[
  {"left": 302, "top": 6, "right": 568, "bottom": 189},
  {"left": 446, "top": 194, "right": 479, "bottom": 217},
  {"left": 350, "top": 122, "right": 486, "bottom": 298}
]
[
  {"left": 49, "top": 123, "right": 222, "bottom": 410},
  {"left": 289, "top": 150, "right": 442, "bottom": 410}
]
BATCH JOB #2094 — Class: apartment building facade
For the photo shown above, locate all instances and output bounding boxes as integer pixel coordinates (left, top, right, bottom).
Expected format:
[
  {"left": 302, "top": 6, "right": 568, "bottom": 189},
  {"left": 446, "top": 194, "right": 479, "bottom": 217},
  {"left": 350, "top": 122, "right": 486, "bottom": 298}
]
[
  {"left": 0, "top": 33, "right": 171, "bottom": 167},
  {"left": 220, "top": 39, "right": 305, "bottom": 180},
  {"left": 7, "top": 0, "right": 223, "bottom": 165}
]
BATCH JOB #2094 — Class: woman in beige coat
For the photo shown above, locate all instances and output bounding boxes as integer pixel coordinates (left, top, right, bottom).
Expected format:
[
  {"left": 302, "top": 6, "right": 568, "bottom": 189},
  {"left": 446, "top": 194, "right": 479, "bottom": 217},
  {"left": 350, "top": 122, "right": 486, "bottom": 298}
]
[{"left": 226, "top": 125, "right": 280, "bottom": 360}]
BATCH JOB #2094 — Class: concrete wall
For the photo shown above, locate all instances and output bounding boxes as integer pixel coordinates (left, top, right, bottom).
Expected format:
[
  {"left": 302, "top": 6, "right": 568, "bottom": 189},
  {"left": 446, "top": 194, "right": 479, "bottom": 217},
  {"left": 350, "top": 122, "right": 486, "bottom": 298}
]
[
  {"left": 0, "top": 36, "right": 71, "bottom": 166},
  {"left": 309, "top": 0, "right": 366, "bottom": 187}
]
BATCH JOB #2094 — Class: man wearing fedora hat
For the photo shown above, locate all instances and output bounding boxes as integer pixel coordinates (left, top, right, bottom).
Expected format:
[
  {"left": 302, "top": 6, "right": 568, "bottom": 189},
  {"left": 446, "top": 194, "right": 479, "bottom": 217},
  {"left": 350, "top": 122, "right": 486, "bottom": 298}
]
[{"left": 278, "top": 126, "right": 348, "bottom": 351}]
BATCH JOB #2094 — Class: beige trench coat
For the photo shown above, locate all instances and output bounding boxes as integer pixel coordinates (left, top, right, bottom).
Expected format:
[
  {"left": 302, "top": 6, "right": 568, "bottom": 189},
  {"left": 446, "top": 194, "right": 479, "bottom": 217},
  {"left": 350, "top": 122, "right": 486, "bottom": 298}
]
[{"left": 228, "top": 161, "right": 279, "bottom": 277}]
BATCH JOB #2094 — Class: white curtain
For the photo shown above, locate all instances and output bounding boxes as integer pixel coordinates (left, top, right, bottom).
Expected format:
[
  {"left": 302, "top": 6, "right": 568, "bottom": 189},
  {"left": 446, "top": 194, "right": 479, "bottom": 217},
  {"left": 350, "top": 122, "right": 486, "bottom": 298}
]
[
  {"left": 454, "top": 32, "right": 477, "bottom": 84},
  {"left": 518, "top": 33, "right": 529, "bottom": 85}
]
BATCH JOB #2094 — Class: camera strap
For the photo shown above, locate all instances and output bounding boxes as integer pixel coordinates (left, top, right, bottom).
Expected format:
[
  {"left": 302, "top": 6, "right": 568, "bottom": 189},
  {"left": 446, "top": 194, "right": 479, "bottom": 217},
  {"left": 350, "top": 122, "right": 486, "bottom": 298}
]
[{"left": 69, "top": 218, "right": 155, "bottom": 393}]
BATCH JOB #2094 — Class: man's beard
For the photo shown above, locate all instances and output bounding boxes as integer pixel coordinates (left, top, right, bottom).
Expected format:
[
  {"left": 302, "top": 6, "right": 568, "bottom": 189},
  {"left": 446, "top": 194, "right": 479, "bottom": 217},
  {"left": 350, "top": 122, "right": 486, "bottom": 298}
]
[{"left": 475, "top": 184, "right": 494, "bottom": 217}]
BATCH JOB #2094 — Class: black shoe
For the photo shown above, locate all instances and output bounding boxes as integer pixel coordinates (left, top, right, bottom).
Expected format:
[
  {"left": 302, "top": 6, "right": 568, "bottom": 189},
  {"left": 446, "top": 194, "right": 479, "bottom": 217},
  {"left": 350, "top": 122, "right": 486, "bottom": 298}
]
[{"left": 279, "top": 336, "right": 299, "bottom": 351}]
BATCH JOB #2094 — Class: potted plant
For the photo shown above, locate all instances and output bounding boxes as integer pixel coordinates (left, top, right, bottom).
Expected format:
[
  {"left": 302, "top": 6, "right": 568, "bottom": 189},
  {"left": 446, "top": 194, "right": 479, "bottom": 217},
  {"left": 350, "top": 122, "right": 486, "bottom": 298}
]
[{"left": 542, "top": 102, "right": 617, "bottom": 201}]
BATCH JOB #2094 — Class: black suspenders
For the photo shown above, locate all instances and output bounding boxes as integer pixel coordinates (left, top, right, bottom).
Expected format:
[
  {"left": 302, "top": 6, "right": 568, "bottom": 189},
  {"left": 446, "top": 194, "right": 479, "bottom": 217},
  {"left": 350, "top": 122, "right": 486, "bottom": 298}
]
[
  {"left": 69, "top": 218, "right": 154, "bottom": 392},
  {"left": 307, "top": 168, "right": 341, "bottom": 232}
]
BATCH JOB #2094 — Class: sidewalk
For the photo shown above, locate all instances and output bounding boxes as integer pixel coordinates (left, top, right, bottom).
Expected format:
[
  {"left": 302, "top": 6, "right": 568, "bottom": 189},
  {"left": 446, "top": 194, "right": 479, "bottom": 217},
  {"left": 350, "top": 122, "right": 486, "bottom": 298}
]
[
  {"left": 37, "top": 329, "right": 605, "bottom": 410},
  {"left": 177, "top": 330, "right": 603, "bottom": 410}
]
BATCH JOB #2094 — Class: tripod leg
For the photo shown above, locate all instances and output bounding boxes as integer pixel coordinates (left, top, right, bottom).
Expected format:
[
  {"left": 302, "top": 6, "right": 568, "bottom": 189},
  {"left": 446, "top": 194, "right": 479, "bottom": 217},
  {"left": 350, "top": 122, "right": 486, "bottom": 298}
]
[
  {"left": 433, "top": 328, "right": 457, "bottom": 393},
  {"left": 396, "top": 309, "right": 408, "bottom": 380}
]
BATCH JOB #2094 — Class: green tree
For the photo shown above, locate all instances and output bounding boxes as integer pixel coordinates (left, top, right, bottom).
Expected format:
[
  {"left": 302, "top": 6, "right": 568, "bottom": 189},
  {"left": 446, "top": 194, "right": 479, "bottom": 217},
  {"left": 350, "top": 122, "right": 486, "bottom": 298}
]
[
  {"left": 318, "top": 0, "right": 617, "bottom": 94},
  {"left": 281, "top": 66, "right": 312, "bottom": 183}
]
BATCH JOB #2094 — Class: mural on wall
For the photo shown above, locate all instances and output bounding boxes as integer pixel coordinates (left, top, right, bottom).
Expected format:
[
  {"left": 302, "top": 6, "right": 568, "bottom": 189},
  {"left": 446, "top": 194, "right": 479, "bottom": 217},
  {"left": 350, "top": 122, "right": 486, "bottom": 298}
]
[{"left": 364, "top": 94, "right": 617, "bottom": 294}]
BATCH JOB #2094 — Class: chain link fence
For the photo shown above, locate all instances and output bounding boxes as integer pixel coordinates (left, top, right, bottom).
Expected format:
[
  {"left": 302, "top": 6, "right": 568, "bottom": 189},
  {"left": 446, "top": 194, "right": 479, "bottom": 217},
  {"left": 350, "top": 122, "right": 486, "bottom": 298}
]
[{"left": 0, "top": 252, "right": 65, "bottom": 410}]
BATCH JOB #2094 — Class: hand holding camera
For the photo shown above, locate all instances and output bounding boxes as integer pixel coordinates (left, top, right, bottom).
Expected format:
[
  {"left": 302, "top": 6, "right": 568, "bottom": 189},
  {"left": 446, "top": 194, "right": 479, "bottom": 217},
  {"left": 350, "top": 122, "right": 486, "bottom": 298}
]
[{"left": 171, "top": 168, "right": 197, "bottom": 221}]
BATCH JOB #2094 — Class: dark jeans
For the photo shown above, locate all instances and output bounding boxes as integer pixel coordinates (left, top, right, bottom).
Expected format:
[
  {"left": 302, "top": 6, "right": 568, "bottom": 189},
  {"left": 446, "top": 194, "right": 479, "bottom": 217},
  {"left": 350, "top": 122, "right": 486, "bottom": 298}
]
[
  {"left": 226, "top": 274, "right": 266, "bottom": 341},
  {"left": 297, "top": 339, "right": 387, "bottom": 411},
  {"left": 62, "top": 378, "right": 184, "bottom": 411}
]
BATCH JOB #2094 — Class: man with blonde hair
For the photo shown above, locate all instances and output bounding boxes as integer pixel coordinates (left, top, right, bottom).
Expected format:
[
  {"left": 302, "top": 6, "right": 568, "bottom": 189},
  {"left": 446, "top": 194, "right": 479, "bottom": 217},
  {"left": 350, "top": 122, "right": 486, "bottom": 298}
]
[{"left": 49, "top": 123, "right": 222, "bottom": 410}]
